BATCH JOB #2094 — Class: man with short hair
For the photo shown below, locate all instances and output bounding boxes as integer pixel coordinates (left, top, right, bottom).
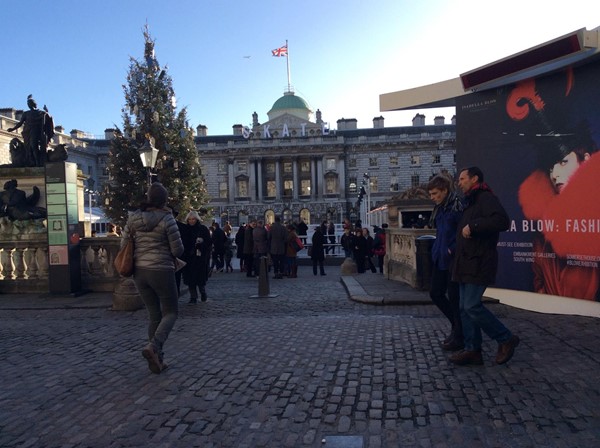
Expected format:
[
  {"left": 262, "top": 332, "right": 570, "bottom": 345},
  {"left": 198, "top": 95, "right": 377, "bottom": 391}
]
[
  {"left": 427, "top": 174, "right": 463, "bottom": 351},
  {"left": 450, "top": 167, "right": 520, "bottom": 366}
]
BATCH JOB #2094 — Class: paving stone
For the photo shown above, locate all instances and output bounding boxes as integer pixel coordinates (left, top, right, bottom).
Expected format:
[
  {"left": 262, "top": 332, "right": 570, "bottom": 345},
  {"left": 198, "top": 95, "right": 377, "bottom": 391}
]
[{"left": 0, "top": 269, "right": 599, "bottom": 447}]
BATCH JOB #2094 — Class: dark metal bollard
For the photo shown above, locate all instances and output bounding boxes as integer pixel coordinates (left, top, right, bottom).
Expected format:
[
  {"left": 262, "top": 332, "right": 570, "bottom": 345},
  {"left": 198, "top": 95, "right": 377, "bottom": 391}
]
[{"left": 250, "top": 256, "right": 278, "bottom": 298}]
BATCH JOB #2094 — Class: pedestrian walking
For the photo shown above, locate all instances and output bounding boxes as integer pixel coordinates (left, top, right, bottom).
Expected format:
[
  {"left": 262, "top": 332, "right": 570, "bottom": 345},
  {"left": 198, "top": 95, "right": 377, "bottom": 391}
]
[
  {"left": 285, "top": 224, "right": 301, "bottom": 277},
  {"left": 311, "top": 225, "right": 326, "bottom": 276},
  {"left": 180, "top": 211, "right": 212, "bottom": 303},
  {"left": 450, "top": 166, "right": 520, "bottom": 366},
  {"left": 362, "top": 228, "right": 377, "bottom": 273},
  {"left": 268, "top": 216, "right": 288, "bottom": 279},
  {"left": 372, "top": 224, "right": 387, "bottom": 274},
  {"left": 243, "top": 220, "right": 256, "bottom": 277},
  {"left": 427, "top": 174, "right": 464, "bottom": 351},
  {"left": 353, "top": 228, "right": 367, "bottom": 273},
  {"left": 235, "top": 223, "right": 246, "bottom": 272},
  {"left": 122, "top": 183, "right": 184, "bottom": 374}
]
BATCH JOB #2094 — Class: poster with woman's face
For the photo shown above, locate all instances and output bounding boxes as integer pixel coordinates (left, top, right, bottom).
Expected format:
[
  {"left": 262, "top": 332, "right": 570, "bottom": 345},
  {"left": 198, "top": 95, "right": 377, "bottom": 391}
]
[{"left": 456, "top": 58, "right": 600, "bottom": 301}]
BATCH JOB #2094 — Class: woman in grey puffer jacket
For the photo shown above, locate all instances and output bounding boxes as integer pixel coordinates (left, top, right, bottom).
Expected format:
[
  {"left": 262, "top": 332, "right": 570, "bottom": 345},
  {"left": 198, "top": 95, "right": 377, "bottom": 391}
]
[{"left": 122, "top": 183, "right": 184, "bottom": 374}]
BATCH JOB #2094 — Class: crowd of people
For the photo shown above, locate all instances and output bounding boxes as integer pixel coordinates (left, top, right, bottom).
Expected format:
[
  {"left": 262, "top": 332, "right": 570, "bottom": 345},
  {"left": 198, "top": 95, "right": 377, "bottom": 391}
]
[{"left": 123, "top": 165, "right": 521, "bottom": 375}]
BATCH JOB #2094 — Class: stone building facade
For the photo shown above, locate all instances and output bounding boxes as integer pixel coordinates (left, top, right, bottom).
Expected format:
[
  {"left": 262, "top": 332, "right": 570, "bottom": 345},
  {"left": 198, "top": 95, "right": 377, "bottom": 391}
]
[
  {"left": 1, "top": 90, "right": 457, "bottom": 228},
  {"left": 196, "top": 91, "right": 456, "bottom": 227}
]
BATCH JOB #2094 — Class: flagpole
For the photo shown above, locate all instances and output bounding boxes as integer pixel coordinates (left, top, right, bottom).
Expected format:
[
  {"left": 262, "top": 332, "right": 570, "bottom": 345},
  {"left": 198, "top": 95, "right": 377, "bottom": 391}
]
[{"left": 286, "top": 39, "right": 292, "bottom": 92}]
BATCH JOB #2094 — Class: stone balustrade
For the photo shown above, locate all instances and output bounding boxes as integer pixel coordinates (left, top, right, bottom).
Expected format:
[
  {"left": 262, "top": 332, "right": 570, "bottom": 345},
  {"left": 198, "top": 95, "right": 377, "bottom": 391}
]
[{"left": 0, "top": 236, "right": 121, "bottom": 294}]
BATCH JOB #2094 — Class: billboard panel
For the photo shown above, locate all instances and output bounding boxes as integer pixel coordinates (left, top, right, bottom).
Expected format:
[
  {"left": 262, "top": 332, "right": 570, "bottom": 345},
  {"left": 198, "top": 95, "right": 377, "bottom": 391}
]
[{"left": 456, "top": 59, "right": 600, "bottom": 301}]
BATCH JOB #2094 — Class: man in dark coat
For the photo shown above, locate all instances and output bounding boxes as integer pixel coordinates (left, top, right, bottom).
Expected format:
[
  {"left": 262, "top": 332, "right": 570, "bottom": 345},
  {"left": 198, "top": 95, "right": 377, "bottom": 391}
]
[
  {"left": 311, "top": 225, "right": 326, "bottom": 276},
  {"left": 243, "top": 220, "right": 256, "bottom": 277},
  {"left": 211, "top": 222, "right": 227, "bottom": 272},
  {"left": 450, "top": 167, "right": 520, "bottom": 366},
  {"left": 427, "top": 174, "right": 463, "bottom": 351},
  {"left": 268, "top": 216, "right": 288, "bottom": 279}
]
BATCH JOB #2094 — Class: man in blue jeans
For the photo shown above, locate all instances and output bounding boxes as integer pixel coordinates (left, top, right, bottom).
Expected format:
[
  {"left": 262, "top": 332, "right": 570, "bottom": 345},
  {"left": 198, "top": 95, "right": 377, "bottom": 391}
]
[{"left": 450, "top": 167, "right": 520, "bottom": 366}]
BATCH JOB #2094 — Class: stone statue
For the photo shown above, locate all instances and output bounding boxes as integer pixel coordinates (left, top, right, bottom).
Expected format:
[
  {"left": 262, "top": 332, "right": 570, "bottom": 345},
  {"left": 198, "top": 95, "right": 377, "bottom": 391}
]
[
  {"left": 7, "top": 95, "right": 55, "bottom": 167},
  {"left": 0, "top": 179, "right": 47, "bottom": 221}
]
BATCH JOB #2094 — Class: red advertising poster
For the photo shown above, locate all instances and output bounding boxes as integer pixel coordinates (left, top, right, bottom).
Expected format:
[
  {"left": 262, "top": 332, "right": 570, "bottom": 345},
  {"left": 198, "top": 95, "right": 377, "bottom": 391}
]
[{"left": 456, "top": 59, "right": 600, "bottom": 301}]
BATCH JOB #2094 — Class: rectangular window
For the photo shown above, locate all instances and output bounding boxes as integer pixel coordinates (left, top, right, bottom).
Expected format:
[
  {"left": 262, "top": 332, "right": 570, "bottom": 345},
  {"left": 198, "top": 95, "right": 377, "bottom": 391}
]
[
  {"left": 348, "top": 158, "right": 357, "bottom": 168},
  {"left": 266, "top": 162, "right": 275, "bottom": 174},
  {"left": 370, "top": 176, "right": 378, "bottom": 193},
  {"left": 389, "top": 156, "right": 398, "bottom": 166},
  {"left": 283, "top": 162, "right": 292, "bottom": 173},
  {"left": 237, "top": 161, "right": 247, "bottom": 172},
  {"left": 390, "top": 176, "right": 399, "bottom": 192},
  {"left": 432, "top": 154, "right": 441, "bottom": 164},
  {"left": 300, "top": 179, "right": 311, "bottom": 195},
  {"left": 218, "top": 162, "right": 227, "bottom": 173},
  {"left": 326, "top": 158, "right": 336, "bottom": 170},
  {"left": 283, "top": 179, "right": 293, "bottom": 196},
  {"left": 411, "top": 174, "right": 420, "bottom": 188},
  {"left": 326, "top": 177, "right": 337, "bottom": 194},
  {"left": 219, "top": 181, "right": 228, "bottom": 199},
  {"left": 266, "top": 180, "right": 276, "bottom": 197},
  {"left": 300, "top": 161, "right": 310, "bottom": 172},
  {"left": 237, "top": 179, "right": 248, "bottom": 197},
  {"left": 411, "top": 155, "right": 420, "bottom": 165},
  {"left": 369, "top": 157, "right": 378, "bottom": 167}
]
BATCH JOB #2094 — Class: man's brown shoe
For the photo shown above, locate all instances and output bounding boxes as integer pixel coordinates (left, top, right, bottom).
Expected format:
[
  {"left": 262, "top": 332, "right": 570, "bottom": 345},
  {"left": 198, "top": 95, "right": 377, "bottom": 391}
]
[
  {"left": 496, "top": 335, "right": 520, "bottom": 365},
  {"left": 449, "top": 350, "right": 483, "bottom": 366},
  {"left": 441, "top": 340, "right": 465, "bottom": 351}
]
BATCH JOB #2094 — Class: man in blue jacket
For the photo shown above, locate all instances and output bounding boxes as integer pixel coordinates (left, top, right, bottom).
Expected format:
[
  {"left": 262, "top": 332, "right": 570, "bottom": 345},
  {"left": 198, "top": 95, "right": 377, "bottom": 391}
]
[
  {"left": 427, "top": 174, "right": 463, "bottom": 351},
  {"left": 450, "top": 167, "right": 520, "bottom": 366}
]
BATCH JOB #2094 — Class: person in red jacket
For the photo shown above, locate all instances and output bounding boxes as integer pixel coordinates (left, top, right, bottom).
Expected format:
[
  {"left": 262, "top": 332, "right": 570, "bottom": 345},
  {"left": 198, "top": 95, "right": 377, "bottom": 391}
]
[{"left": 518, "top": 128, "right": 600, "bottom": 300}]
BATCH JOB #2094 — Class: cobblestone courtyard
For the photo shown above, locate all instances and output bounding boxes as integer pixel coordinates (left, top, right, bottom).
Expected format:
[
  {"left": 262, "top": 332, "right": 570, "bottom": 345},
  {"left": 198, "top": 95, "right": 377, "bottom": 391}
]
[{"left": 1, "top": 270, "right": 599, "bottom": 447}]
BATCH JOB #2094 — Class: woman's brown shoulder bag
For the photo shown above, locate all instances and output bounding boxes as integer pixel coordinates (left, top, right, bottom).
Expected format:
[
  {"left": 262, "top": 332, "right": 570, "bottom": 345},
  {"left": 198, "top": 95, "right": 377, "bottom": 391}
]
[{"left": 114, "top": 229, "right": 135, "bottom": 277}]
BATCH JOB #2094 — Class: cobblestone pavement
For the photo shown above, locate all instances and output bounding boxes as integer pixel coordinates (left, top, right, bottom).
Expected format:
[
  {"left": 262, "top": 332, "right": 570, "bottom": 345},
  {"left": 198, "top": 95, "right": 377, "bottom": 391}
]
[{"left": 1, "top": 268, "right": 599, "bottom": 447}]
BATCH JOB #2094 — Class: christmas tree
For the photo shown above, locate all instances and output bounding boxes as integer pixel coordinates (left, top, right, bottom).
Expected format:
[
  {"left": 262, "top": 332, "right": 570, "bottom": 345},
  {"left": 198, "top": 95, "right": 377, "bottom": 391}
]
[{"left": 103, "top": 26, "right": 208, "bottom": 225}]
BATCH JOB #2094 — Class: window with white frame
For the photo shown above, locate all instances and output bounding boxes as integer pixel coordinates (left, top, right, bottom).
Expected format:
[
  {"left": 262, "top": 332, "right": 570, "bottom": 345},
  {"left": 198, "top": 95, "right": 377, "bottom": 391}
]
[
  {"left": 300, "top": 179, "right": 311, "bottom": 195},
  {"left": 370, "top": 176, "right": 378, "bottom": 192},
  {"left": 266, "top": 180, "right": 276, "bottom": 197},
  {"left": 326, "top": 176, "right": 337, "bottom": 194},
  {"left": 326, "top": 158, "right": 336, "bottom": 170},
  {"left": 237, "top": 179, "right": 248, "bottom": 197},
  {"left": 410, "top": 155, "right": 420, "bottom": 165},
  {"left": 390, "top": 176, "right": 399, "bottom": 192},
  {"left": 219, "top": 181, "right": 228, "bottom": 198}
]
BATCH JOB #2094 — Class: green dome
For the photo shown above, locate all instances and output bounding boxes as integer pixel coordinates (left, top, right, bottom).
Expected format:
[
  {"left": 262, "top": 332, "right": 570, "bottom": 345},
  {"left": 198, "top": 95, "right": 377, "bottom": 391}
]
[
  {"left": 267, "top": 91, "right": 312, "bottom": 121},
  {"left": 269, "top": 92, "right": 310, "bottom": 113}
]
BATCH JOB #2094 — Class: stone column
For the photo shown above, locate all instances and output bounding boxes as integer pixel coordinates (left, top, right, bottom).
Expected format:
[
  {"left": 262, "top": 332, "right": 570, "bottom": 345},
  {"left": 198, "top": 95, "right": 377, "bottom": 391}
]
[
  {"left": 311, "top": 157, "right": 317, "bottom": 200},
  {"left": 293, "top": 158, "right": 299, "bottom": 200},
  {"left": 275, "top": 158, "right": 281, "bottom": 200},
  {"left": 257, "top": 158, "right": 263, "bottom": 201},
  {"left": 228, "top": 158, "right": 235, "bottom": 203},
  {"left": 249, "top": 158, "right": 256, "bottom": 201}
]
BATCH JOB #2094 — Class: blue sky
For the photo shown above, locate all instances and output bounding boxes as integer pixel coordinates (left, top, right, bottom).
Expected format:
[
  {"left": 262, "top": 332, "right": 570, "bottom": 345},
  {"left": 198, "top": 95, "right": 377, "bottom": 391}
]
[{"left": 1, "top": 0, "right": 598, "bottom": 137}]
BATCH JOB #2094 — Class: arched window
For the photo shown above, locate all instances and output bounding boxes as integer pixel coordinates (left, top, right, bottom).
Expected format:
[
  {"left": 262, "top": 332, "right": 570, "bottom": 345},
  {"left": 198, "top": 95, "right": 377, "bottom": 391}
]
[
  {"left": 264, "top": 209, "right": 275, "bottom": 225},
  {"left": 300, "top": 208, "right": 311, "bottom": 225}
]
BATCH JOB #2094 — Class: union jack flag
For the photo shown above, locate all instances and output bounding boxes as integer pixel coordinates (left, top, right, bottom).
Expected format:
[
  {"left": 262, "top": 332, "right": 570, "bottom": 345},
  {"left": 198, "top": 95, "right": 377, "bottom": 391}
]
[{"left": 271, "top": 45, "right": 288, "bottom": 57}]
